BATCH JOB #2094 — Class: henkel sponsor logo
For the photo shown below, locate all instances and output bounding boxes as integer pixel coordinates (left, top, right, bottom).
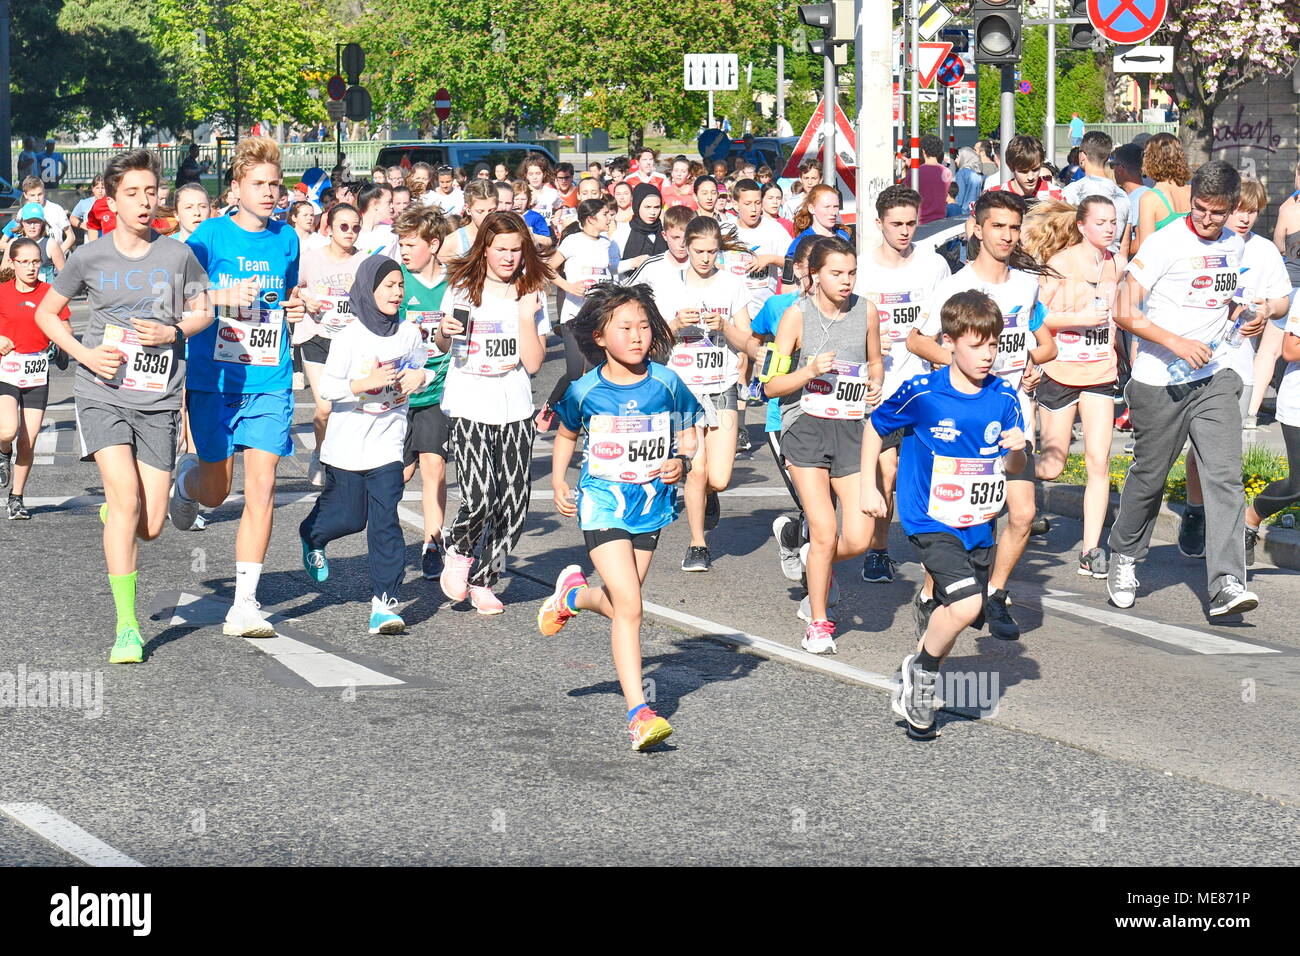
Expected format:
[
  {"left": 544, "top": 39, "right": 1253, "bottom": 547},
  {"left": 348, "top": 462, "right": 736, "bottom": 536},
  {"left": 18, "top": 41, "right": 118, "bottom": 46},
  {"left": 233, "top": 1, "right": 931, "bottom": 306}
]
[
  {"left": 1, "top": 361, "right": 18, "bottom": 374},
  {"left": 123, "top": 376, "right": 137, "bottom": 388},
  {"left": 591, "top": 442, "right": 622, "bottom": 460},
  {"left": 958, "top": 514, "right": 974, "bottom": 525},
  {"left": 933, "top": 483, "right": 964, "bottom": 502},
  {"left": 1058, "top": 331, "right": 1081, "bottom": 343},
  {"left": 806, "top": 378, "right": 832, "bottom": 395},
  {"left": 1206, "top": 298, "right": 1220, "bottom": 308},
  {"left": 219, "top": 326, "right": 245, "bottom": 342},
  {"left": 672, "top": 353, "right": 692, "bottom": 368},
  {"left": 620, "top": 471, "right": 639, "bottom": 481},
  {"left": 1191, "top": 275, "right": 1212, "bottom": 290},
  {"left": 467, "top": 341, "right": 482, "bottom": 355}
]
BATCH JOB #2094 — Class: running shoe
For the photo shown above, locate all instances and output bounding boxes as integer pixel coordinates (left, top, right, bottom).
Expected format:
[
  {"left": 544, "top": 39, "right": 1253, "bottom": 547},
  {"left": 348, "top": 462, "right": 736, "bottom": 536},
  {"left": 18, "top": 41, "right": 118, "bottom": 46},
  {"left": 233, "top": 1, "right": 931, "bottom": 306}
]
[
  {"left": 168, "top": 455, "right": 201, "bottom": 531},
  {"left": 99, "top": 502, "right": 108, "bottom": 524},
  {"left": 440, "top": 549, "right": 474, "bottom": 601},
  {"left": 1209, "top": 577, "right": 1259, "bottom": 618},
  {"left": 1029, "top": 514, "right": 1051, "bottom": 537},
  {"left": 1245, "top": 526, "right": 1260, "bottom": 568},
  {"left": 1114, "top": 408, "right": 1132, "bottom": 431},
  {"left": 891, "top": 653, "right": 939, "bottom": 740},
  {"left": 369, "top": 594, "right": 406, "bottom": 634},
  {"left": 913, "top": 589, "right": 938, "bottom": 639},
  {"left": 735, "top": 428, "right": 752, "bottom": 455},
  {"left": 984, "top": 589, "right": 1020, "bottom": 641},
  {"left": 1106, "top": 552, "right": 1139, "bottom": 609},
  {"left": 704, "top": 490, "right": 720, "bottom": 530},
  {"left": 861, "top": 550, "right": 895, "bottom": 583},
  {"left": 52, "top": 346, "right": 69, "bottom": 371},
  {"left": 801, "top": 619, "right": 837, "bottom": 654},
  {"left": 421, "top": 537, "right": 445, "bottom": 580},
  {"left": 7, "top": 495, "right": 30, "bottom": 520},
  {"left": 771, "top": 515, "right": 803, "bottom": 582},
  {"left": 1078, "top": 547, "right": 1108, "bottom": 578},
  {"left": 628, "top": 707, "right": 673, "bottom": 752},
  {"left": 109, "top": 624, "right": 144, "bottom": 664},
  {"left": 1243, "top": 414, "right": 1258, "bottom": 431},
  {"left": 1178, "top": 507, "right": 1206, "bottom": 559},
  {"left": 0, "top": 449, "right": 10, "bottom": 489},
  {"left": 307, "top": 451, "right": 324, "bottom": 487},
  {"left": 469, "top": 585, "right": 504, "bottom": 615},
  {"left": 538, "top": 564, "right": 587, "bottom": 636},
  {"left": 223, "top": 598, "right": 276, "bottom": 638},
  {"left": 301, "top": 536, "right": 329, "bottom": 583},
  {"left": 533, "top": 404, "right": 556, "bottom": 432},
  {"left": 681, "top": 545, "right": 711, "bottom": 572}
]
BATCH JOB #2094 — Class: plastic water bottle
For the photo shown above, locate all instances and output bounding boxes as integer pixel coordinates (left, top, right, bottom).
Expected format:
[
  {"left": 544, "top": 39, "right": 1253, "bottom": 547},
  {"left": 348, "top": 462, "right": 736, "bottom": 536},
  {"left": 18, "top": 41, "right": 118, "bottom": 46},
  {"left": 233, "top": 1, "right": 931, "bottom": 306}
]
[{"left": 1227, "top": 287, "right": 1254, "bottom": 348}]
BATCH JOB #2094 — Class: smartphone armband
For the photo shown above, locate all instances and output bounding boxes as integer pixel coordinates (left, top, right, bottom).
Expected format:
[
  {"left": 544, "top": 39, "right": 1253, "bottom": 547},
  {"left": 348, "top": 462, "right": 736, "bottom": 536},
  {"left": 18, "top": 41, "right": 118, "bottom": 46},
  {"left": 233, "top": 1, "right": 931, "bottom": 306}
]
[{"left": 757, "top": 344, "right": 791, "bottom": 383}]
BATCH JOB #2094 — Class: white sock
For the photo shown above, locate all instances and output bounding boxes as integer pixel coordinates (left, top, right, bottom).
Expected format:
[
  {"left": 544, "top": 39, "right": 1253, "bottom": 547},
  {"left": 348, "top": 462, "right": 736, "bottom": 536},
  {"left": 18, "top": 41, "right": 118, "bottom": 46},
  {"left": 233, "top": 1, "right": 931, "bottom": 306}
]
[
  {"left": 178, "top": 462, "right": 197, "bottom": 502},
  {"left": 235, "top": 562, "right": 262, "bottom": 604}
]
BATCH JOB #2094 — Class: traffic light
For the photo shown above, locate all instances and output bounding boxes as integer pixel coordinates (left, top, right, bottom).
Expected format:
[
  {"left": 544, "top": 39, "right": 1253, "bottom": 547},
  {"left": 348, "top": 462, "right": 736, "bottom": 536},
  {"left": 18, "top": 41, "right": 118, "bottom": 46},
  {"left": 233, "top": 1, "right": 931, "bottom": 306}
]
[
  {"left": 798, "top": 2, "right": 853, "bottom": 66},
  {"left": 1068, "top": 0, "right": 1095, "bottom": 49},
  {"left": 973, "top": 0, "right": 1023, "bottom": 66}
]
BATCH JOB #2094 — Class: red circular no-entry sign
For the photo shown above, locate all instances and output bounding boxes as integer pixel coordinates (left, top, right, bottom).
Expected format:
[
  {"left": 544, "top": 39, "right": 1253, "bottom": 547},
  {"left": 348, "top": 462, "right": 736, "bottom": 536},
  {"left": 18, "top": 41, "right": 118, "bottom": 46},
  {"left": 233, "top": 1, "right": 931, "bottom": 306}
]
[
  {"left": 327, "top": 75, "right": 346, "bottom": 101},
  {"left": 435, "top": 89, "right": 452, "bottom": 121},
  {"left": 1087, "top": 0, "right": 1167, "bottom": 46}
]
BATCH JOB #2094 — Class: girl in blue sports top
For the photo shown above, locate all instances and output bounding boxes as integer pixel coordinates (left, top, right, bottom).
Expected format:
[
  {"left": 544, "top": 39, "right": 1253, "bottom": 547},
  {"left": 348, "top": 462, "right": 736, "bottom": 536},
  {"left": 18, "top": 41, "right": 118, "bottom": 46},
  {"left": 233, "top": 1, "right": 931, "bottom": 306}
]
[{"left": 538, "top": 283, "right": 702, "bottom": 752}]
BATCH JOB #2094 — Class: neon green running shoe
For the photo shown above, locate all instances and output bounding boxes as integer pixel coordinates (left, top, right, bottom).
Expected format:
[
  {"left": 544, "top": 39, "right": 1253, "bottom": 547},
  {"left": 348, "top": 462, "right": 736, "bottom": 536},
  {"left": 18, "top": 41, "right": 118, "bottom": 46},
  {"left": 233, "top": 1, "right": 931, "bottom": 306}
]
[
  {"left": 99, "top": 502, "right": 108, "bottom": 524},
  {"left": 109, "top": 624, "right": 144, "bottom": 664}
]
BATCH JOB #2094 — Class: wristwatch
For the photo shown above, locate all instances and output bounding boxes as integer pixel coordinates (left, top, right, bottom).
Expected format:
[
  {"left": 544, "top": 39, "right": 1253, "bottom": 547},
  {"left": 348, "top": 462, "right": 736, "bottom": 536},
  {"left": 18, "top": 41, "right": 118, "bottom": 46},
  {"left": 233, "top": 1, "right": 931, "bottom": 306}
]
[
  {"left": 674, "top": 454, "right": 693, "bottom": 475},
  {"left": 172, "top": 325, "right": 187, "bottom": 348}
]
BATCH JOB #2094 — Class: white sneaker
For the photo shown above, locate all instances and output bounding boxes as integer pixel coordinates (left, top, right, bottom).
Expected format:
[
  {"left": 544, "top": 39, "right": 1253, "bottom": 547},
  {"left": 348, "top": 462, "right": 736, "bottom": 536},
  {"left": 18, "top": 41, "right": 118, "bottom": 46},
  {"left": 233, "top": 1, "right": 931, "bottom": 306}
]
[
  {"left": 307, "top": 451, "right": 323, "bottom": 487},
  {"left": 223, "top": 598, "right": 276, "bottom": 637},
  {"left": 800, "top": 619, "right": 837, "bottom": 655},
  {"left": 1106, "top": 552, "right": 1139, "bottom": 609},
  {"left": 169, "top": 455, "right": 201, "bottom": 531}
]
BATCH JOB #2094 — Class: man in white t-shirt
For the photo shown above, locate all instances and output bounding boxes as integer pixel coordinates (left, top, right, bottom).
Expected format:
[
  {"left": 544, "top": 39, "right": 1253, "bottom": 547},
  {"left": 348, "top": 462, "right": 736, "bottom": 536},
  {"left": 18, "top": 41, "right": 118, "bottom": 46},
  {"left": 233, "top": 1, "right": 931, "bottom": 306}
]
[
  {"left": 1107, "top": 161, "right": 1268, "bottom": 619},
  {"left": 1062, "top": 131, "right": 1130, "bottom": 257},
  {"left": 854, "top": 185, "right": 952, "bottom": 584},
  {"left": 726, "top": 179, "right": 790, "bottom": 316},
  {"left": 425, "top": 166, "right": 464, "bottom": 215}
]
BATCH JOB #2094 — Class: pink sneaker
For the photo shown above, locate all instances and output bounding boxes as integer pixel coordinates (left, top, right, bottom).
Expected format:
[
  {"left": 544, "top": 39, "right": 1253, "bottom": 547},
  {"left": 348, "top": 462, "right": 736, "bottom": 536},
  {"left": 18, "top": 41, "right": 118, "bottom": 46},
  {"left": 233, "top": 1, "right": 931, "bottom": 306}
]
[
  {"left": 469, "top": 585, "right": 504, "bottom": 615},
  {"left": 440, "top": 550, "right": 474, "bottom": 602}
]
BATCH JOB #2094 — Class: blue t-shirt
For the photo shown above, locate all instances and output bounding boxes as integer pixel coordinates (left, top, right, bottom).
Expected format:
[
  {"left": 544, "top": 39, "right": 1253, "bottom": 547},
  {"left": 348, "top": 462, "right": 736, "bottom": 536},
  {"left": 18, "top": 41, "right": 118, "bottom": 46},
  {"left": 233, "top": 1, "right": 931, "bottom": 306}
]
[
  {"left": 556, "top": 363, "right": 703, "bottom": 535},
  {"left": 786, "top": 226, "right": 849, "bottom": 258},
  {"left": 523, "top": 209, "right": 552, "bottom": 240},
  {"left": 749, "top": 291, "right": 799, "bottom": 432},
  {"left": 871, "top": 366, "right": 1024, "bottom": 549},
  {"left": 185, "top": 215, "right": 300, "bottom": 394},
  {"left": 72, "top": 196, "right": 96, "bottom": 222}
]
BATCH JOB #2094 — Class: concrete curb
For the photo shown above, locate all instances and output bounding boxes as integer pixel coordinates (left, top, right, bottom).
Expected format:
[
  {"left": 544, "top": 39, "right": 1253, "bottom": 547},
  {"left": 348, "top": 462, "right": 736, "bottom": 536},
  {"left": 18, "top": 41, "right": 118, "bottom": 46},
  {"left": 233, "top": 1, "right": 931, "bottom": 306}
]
[{"left": 1040, "top": 482, "right": 1300, "bottom": 571}]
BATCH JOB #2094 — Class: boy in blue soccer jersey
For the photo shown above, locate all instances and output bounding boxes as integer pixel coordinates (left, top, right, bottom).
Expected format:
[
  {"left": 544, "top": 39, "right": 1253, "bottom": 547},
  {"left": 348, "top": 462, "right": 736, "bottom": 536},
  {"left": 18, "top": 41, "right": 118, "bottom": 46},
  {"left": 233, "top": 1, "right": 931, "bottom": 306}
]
[
  {"left": 537, "top": 283, "right": 702, "bottom": 752},
  {"left": 862, "top": 291, "right": 1027, "bottom": 740}
]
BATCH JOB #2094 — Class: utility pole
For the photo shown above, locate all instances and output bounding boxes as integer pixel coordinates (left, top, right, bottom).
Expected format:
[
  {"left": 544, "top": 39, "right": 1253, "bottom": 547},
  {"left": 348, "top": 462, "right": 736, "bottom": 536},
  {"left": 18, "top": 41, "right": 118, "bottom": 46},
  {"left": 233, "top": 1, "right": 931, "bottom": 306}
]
[
  {"left": 823, "top": 43, "right": 837, "bottom": 188},
  {"left": 999, "top": 65, "right": 1014, "bottom": 184},
  {"left": 909, "top": 0, "right": 919, "bottom": 188},
  {"left": 776, "top": 44, "right": 785, "bottom": 127},
  {"left": 855, "top": 0, "right": 894, "bottom": 254},
  {"left": 0, "top": 0, "right": 10, "bottom": 188},
  {"left": 1044, "top": 0, "right": 1056, "bottom": 163}
]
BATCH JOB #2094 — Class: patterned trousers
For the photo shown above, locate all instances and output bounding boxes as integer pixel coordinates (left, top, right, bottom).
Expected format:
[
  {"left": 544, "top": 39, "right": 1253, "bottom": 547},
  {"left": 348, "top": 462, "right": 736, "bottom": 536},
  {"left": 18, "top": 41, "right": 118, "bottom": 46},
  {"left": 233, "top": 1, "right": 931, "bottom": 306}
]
[{"left": 448, "top": 416, "right": 534, "bottom": 588}]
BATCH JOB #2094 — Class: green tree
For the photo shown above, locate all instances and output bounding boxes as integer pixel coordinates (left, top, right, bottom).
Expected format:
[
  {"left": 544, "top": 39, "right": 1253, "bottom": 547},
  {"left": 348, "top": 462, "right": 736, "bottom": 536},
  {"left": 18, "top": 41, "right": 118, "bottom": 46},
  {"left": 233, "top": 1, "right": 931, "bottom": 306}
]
[{"left": 976, "top": 26, "right": 1105, "bottom": 142}]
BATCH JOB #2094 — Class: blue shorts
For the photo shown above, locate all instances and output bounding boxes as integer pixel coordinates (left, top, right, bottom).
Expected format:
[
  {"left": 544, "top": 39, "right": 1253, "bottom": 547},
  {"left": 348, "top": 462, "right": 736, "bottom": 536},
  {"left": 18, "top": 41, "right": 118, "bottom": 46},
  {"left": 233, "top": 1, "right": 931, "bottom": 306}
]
[{"left": 188, "top": 389, "right": 294, "bottom": 462}]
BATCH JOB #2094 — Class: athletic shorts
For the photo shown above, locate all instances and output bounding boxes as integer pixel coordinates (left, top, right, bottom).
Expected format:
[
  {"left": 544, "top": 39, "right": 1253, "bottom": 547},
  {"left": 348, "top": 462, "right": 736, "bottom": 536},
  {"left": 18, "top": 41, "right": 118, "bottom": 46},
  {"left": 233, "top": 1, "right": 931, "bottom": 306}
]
[
  {"left": 910, "top": 531, "right": 992, "bottom": 624},
  {"left": 879, "top": 427, "right": 904, "bottom": 452},
  {"left": 75, "top": 396, "right": 180, "bottom": 472},
  {"left": 0, "top": 381, "right": 49, "bottom": 412},
  {"left": 1036, "top": 374, "right": 1119, "bottom": 412},
  {"left": 300, "top": 335, "right": 331, "bottom": 366},
  {"left": 693, "top": 387, "right": 738, "bottom": 429},
  {"left": 781, "top": 414, "right": 862, "bottom": 478},
  {"left": 404, "top": 402, "right": 450, "bottom": 464},
  {"left": 187, "top": 389, "right": 295, "bottom": 462},
  {"left": 583, "top": 526, "right": 662, "bottom": 552}
]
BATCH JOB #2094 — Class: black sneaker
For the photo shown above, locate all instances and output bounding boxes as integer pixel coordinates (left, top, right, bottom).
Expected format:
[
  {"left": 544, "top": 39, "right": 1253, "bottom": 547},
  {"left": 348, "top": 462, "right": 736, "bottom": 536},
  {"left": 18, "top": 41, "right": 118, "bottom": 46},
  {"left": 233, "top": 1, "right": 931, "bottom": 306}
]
[
  {"left": 6, "top": 495, "right": 29, "bottom": 520},
  {"left": 735, "top": 428, "right": 752, "bottom": 455},
  {"left": 1078, "top": 547, "right": 1108, "bottom": 578},
  {"left": 0, "top": 449, "right": 10, "bottom": 489},
  {"left": 682, "top": 545, "right": 711, "bottom": 572},
  {"left": 1030, "top": 514, "right": 1051, "bottom": 537},
  {"left": 861, "top": 550, "right": 895, "bottom": 583},
  {"left": 421, "top": 538, "right": 445, "bottom": 580},
  {"left": 912, "top": 589, "right": 938, "bottom": 639},
  {"left": 985, "top": 589, "right": 1021, "bottom": 640},
  {"left": 1209, "top": 576, "right": 1258, "bottom": 617},
  {"left": 1244, "top": 526, "right": 1260, "bottom": 567},
  {"left": 704, "top": 491, "right": 720, "bottom": 530},
  {"left": 1178, "top": 507, "right": 1206, "bottom": 559}
]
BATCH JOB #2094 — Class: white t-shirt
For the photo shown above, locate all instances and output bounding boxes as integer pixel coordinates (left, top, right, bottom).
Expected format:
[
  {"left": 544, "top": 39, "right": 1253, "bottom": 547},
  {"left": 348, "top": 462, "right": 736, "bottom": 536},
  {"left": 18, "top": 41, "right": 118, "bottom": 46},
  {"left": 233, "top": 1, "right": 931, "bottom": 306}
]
[
  {"left": 628, "top": 252, "right": 691, "bottom": 302},
  {"left": 856, "top": 247, "right": 953, "bottom": 400},
  {"left": 439, "top": 290, "right": 536, "bottom": 425},
  {"left": 1062, "top": 176, "right": 1130, "bottom": 254},
  {"left": 302, "top": 232, "right": 330, "bottom": 252},
  {"left": 1221, "top": 232, "right": 1292, "bottom": 385},
  {"left": 659, "top": 268, "right": 751, "bottom": 394},
  {"left": 728, "top": 218, "right": 795, "bottom": 314},
  {"left": 558, "top": 232, "right": 620, "bottom": 323},
  {"left": 428, "top": 188, "right": 464, "bottom": 216},
  {"left": 356, "top": 225, "right": 399, "bottom": 260},
  {"left": 40, "top": 200, "right": 69, "bottom": 238},
  {"left": 1127, "top": 219, "right": 1247, "bottom": 387},
  {"left": 1272, "top": 301, "right": 1300, "bottom": 427},
  {"left": 317, "top": 320, "right": 429, "bottom": 471},
  {"left": 531, "top": 185, "right": 561, "bottom": 217}
]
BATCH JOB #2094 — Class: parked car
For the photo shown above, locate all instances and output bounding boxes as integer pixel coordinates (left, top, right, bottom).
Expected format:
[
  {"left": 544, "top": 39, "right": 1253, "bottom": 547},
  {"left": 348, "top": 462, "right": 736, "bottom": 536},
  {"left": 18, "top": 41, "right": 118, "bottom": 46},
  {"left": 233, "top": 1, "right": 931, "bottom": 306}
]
[
  {"left": 0, "top": 176, "right": 21, "bottom": 209},
  {"left": 723, "top": 136, "right": 798, "bottom": 177},
  {"left": 374, "top": 141, "right": 558, "bottom": 176}
]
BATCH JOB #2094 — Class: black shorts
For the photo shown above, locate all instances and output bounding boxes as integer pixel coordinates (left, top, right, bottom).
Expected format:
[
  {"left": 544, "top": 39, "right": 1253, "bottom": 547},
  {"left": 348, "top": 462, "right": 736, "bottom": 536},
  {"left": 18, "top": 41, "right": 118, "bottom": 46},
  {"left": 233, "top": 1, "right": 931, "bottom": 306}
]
[
  {"left": 880, "top": 427, "right": 904, "bottom": 452},
  {"left": 0, "top": 381, "right": 49, "bottom": 412},
  {"left": 910, "top": 531, "right": 992, "bottom": 624},
  {"left": 1036, "top": 374, "right": 1119, "bottom": 412},
  {"left": 300, "top": 335, "right": 331, "bottom": 366},
  {"left": 583, "top": 527, "right": 661, "bottom": 552},
  {"left": 781, "top": 414, "right": 863, "bottom": 478},
  {"left": 403, "top": 402, "right": 450, "bottom": 464}
]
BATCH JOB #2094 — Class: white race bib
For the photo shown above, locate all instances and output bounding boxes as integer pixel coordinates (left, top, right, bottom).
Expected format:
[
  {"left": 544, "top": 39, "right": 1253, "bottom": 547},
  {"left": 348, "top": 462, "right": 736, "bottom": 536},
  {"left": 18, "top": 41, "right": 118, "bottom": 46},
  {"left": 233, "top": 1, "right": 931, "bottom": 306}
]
[
  {"left": 0, "top": 350, "right": 48, "bottom": 388},
  {"left": 409, "top": 310, "right": 444, "bottom": 346},
  {"left": 586, "top": 412, "right": 670, "bottom": 484},
  {"left": 1055, "top": 323, "right": 1113, "bottom": 363},
  {"left": 928, "top": 456, "right": 1006, "bottom": 528},
  {"left": 669, "top": 328, "right": 728, "bottom": 389},
  {"left": 875, "top": 291, "right": 925, "bottom": 342},
  {"left": 317, "top": 293, "right": 354, "bottom": 337},
  {"left": 213, "top": 309, "right": 283, "bottom": 366},
  {"left": 1184, "top": 259, "right": 1239, "bottom": 310},
  {"left": 459, "top": 317, "right": 519, "bottom": 375},
  {"left": 991, "top": 312, "right": 1030, "bottom": 375},
  {"left": 358, "top": 358, "right": 408, "bottom": 414},
  {"left": 800, "top": 360, "right": 870, "bottom": 420},
  {"left": 102, "top": 324, "right": 172, "bottom": 393}
]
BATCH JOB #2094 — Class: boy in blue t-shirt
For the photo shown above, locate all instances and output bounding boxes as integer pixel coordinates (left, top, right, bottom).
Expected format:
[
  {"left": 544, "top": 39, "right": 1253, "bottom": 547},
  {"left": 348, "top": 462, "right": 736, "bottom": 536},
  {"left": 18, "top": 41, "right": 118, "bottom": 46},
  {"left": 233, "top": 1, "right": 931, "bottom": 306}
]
[{"left": 862, "top": 290, "right": 1027, "bottom": 740}]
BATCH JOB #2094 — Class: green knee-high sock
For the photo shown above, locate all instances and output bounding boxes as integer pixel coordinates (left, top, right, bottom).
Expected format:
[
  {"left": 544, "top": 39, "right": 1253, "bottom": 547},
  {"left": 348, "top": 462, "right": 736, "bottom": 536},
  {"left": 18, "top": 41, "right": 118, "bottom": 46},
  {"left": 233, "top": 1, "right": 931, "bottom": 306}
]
[{"left": 109, "top": 572, "right": 138, "bottom": 630}]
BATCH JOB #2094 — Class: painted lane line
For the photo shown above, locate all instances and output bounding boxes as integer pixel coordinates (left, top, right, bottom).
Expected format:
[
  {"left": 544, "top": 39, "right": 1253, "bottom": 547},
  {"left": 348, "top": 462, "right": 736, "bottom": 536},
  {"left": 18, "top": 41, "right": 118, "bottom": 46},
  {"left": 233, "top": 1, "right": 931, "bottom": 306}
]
[
  {"left": 1038, "top": 589, "right": 1279, "bottom": 655},
  {"left": 158, "top": 591, "right": 406, "bottom": 688},
  {"left": 1, "top": 803, "right": 143, "bottom": 867}
]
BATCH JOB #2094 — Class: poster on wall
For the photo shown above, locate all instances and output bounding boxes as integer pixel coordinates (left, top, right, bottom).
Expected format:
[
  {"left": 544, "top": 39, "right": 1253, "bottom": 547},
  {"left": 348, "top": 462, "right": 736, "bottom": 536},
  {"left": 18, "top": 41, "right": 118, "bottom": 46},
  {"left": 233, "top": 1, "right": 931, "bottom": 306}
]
[{"left": 951, "top": 80, "right": 977, "bottom": 127}]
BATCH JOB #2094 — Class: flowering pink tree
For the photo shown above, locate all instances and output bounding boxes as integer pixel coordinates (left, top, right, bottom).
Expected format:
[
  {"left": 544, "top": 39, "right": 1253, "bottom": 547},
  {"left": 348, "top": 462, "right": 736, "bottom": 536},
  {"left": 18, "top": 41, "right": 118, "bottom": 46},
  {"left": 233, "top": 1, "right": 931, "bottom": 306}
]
[{"left": 1161, "top": 0, "right": 1300, "bottom": 162}]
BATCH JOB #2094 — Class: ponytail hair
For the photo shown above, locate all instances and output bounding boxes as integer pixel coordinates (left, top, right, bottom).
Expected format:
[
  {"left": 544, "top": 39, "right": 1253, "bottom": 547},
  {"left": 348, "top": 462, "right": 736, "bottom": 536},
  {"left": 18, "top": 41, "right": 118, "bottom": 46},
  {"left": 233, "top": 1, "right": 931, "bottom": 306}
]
[
  {"left": 793, "top": 184, "right": 840, "bottom": 235},
  {"left": 1022, "top": 196, "right": 1115, "bottom": 264}
]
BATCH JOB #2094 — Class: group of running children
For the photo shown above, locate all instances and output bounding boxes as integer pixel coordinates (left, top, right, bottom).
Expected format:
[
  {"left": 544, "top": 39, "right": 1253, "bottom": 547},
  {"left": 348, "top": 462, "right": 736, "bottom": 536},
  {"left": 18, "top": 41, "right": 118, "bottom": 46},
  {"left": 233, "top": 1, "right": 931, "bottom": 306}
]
[{"left": 2, "top": 130, "right": 1296, "bottom": 748}]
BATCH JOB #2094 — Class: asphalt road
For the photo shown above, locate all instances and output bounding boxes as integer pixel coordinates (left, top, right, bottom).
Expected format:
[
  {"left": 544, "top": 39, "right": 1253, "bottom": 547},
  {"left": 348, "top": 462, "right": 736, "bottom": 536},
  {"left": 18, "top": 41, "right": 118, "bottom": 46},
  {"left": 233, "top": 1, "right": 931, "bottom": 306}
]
[{"left": 2, "top": 306, "right": 1298, "bottom": 866}]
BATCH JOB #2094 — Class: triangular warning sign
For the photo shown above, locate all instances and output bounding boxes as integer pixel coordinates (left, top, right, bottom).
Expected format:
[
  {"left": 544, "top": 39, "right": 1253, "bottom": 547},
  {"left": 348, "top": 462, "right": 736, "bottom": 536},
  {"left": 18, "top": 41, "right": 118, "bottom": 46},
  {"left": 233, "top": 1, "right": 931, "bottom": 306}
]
[
  {"left": 780, "top": 97, "right": 857, "bottom": 200},
  {"left": 916, "top": 41, "right": 954, "bottom": 88}
]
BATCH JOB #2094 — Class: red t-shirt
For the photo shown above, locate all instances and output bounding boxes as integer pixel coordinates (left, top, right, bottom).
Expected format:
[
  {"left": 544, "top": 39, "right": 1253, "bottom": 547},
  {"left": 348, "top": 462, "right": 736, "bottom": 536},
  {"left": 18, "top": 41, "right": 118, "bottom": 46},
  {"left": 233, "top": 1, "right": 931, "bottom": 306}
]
[
  {"left": 986, "top": 178, "right": 1064, "bottom": 203},
  {"left": 86, "top": 196, "right": 117, "bottom": 234},
  {"left": 660, "top": 180, "right": 697, "bottom": 210},
  {"left": 0, "top": 280, "right": 69, "bottom": 353},
  {"left": 624, "top": 171, "right": 667, "bottom": 192}
]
